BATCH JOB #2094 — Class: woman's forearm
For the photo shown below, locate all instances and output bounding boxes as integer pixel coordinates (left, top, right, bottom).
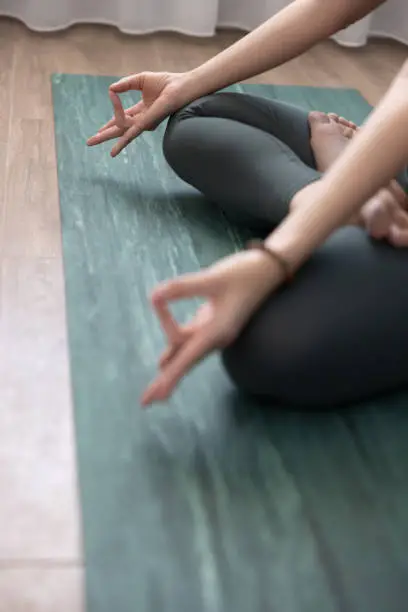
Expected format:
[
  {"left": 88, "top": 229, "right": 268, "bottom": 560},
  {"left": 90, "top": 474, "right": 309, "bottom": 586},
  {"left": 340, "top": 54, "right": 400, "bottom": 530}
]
[
  {"left": 183, "top": 0, "right": 384, "bottom": 100},
  {"left": 266, "top": 59, "right": 408, "bottom": 269}
]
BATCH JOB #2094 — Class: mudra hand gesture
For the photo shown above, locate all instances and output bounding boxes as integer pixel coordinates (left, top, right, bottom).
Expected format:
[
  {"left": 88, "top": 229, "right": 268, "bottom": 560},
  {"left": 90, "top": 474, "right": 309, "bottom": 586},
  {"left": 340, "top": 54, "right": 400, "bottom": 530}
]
[
  {"left": 141, "top": 250, "right": 282, "bottom": 406},
  {"left": 87, "top": 79, "right": 285, "bottom": 405},
  {"left": 87, "top": 71, "right": 189, "bottom": 156}
]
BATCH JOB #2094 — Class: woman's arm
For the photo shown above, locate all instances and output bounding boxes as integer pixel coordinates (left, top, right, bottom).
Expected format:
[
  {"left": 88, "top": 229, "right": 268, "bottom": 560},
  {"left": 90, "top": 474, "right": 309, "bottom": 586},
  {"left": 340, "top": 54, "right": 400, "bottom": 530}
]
[
  {"left": 90, "top": 0, "right": 386, "bottom": 153},
  {"left": 266, "top": 58, "right": 408, "bottom": 271},
  {"left": 183, "top": 0, "right": 385, "bottom": 99},
  {"left": 141, "top": 54, "right": 408, "bottom": 406}
]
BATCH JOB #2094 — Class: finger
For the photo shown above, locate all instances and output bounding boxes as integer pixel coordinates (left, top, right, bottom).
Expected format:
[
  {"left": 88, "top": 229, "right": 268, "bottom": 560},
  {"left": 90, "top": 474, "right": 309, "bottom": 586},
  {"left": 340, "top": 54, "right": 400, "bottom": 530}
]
[
  {"left": 109, "top": 91, "right": 126, "bottom": 128},
  {"left": 111, "top": 122, "right": 143, "bottom": 156},
  {"left": 111, "top": 97, "right": 174, "bottom": 156},
  {"left": 152, "top": 273, "right": 212, "bottom": 306},
  {"left": 97, "top": 117, "right": 117, "bottom": 133},
  {"left": 387, "top": 206, "right": 408, "bottom": 247},
  {"left": 159, "top": 344, "right": 179, "bottom": 369},
  {"left": 125, "top": 101, "right": 145, "bottom": 117},
  {"left": 87, "top": 125, "right": 124, "bottom": 146},
  {"left": 155, "top": 300, "right": 207, "bottom": 342},
  {"left": 392, "top": 207, "right": 408, "bottom": 229},
  {"left": 154, "top": 299, "right": 184, "bottom": 344},
  {"left": 389, "top": 180, "right": 408, "bottom": 208},
  {"left": 158, "top": 318, "right": 202, "bottom": 369},
  {"left": 158, "top": 313, "right": 204, "bottom": 369},
  {"left": 109, "top": 74, "right": 143, "bottom": 93},
  {"left": 141, "top": 333, "right": 214, "bottom": 406},
  {"left": 363, "top": 192, "right": 392, "bottom": 239},
  {"left": 97, "top": 101, "right": 145, "bottom": 133},
  {"left": 388, "top": 224, "right": 408, "bottom": 247}
]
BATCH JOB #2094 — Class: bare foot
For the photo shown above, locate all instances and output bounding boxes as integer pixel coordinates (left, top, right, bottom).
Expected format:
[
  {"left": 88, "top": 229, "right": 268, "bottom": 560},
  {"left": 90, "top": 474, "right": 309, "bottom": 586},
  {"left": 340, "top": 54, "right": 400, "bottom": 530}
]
[
  {"left": 308, "top": 111, "right": 356, "bottom": 172},
  {"left": 327, "top": 113, "right": 357, "bottom": 136},
  {"left": 307, "top": 111, "right": 408, "bottom": 247},
  {"left": 307, "top": 111, "right": 361, "bottom": 224}
]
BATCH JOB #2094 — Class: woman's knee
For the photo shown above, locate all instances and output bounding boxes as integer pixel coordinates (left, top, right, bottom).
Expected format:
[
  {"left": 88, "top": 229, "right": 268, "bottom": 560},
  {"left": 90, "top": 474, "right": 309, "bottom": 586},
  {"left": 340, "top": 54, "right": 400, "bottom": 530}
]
[
  {"left": 163, "top": 91, "right": 267, "bottom": 168},
  {"left": 162, "top": 95, "right": 218, "bottom": 176},
  {"left": 220, "top": 310, "right": 345, "bottom": 407},
  {"left": 221, "top": 328, "right": 315, "bottom": 406}
]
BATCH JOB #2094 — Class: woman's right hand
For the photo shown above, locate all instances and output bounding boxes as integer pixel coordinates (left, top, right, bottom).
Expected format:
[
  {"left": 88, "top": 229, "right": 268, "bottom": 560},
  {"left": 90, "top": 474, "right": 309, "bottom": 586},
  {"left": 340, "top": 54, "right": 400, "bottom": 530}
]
[
  {"left": 141, "top": 248, "right": 283, "bottom": 406},
  {"left": 86, "top": 71, "right": 191, "bottom": 156}
]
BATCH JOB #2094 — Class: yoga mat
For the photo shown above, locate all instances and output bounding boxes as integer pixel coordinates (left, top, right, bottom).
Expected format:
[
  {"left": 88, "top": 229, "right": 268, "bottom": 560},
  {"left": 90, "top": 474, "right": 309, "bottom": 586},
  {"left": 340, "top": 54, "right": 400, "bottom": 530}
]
[{"left": 52, "top": 75, "right": 408, "bottom": 612}]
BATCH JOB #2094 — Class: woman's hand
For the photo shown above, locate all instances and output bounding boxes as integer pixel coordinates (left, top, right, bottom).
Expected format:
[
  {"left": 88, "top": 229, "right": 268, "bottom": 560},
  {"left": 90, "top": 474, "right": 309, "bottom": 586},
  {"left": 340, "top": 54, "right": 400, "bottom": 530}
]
[
  {"left": 141, "top": 249, "right": 284, "bottom": 407},
  {"left": 87, "top": 71, "right": 191, "bottom": 156},
  {"left": 360, "top": 179, "right": 408, "bottom": 247}
]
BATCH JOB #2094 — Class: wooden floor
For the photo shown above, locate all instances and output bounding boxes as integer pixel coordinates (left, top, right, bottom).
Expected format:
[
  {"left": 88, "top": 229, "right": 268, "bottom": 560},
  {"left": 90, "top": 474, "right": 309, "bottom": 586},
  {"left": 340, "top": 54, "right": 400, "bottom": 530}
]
[{"left": 0, "top": 16, "right": 406, "bottom": 611}]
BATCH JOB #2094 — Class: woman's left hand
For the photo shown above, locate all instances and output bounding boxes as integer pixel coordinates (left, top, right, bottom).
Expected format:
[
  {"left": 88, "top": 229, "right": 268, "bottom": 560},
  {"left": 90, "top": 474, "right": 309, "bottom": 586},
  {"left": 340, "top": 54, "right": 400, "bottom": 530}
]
[{"left": 141, "top": 249, "right": 283, "bottom": 406}]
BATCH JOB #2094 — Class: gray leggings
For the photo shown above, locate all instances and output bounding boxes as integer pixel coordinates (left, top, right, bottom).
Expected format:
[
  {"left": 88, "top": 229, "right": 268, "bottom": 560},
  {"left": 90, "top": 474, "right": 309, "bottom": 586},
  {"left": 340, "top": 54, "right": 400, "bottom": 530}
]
[{"left": 163, "top": 93, "right": 408, "bottom": 406}]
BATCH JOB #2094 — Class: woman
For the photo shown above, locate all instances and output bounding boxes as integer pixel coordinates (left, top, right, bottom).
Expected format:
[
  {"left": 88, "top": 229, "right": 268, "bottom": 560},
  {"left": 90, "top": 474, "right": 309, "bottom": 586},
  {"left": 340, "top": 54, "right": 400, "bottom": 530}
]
[{"left": 87, "top": 0, "right": 408, "bottom": 407}]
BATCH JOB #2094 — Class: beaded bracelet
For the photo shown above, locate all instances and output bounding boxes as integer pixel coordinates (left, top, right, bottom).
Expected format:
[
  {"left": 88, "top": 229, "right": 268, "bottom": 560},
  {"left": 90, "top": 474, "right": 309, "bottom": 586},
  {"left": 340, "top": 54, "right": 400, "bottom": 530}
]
[{"left": 246, "top": 239, "right": 293, "bottom": 283}]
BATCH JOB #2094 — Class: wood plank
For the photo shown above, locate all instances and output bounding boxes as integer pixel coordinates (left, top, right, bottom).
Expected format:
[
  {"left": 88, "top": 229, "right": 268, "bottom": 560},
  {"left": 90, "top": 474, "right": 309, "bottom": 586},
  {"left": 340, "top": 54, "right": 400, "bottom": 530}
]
[
  {"left": 0, "top": 257, "right": 80, "bottom": 560},
  {"left": 0, "top": 567, "right": 84, "bottom": 612},
  {"left": 3, "top": 117, "right": 61, "bottom": 257}
]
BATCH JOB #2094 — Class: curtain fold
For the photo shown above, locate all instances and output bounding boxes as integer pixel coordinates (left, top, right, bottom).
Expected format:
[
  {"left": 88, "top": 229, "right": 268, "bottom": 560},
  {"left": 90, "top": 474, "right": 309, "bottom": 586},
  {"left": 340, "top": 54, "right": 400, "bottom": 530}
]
[{"left": 1, "top": 0, "right": 407, "bottom": 46}]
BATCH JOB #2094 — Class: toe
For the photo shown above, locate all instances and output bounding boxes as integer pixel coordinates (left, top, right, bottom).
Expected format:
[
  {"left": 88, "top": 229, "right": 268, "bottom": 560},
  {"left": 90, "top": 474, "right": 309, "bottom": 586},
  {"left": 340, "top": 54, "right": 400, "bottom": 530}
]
[
  {"left": 343, "top": 127, "right": 355, "bottom": 139},
  {"left": 328, "top": 112, "right": 339, "bottom": 122},
  {"left": 339, "top": 116, "right": 357, "bottom": 130},
  {"left": 308, "top": 111, "right": 331, "bottom": 126}
]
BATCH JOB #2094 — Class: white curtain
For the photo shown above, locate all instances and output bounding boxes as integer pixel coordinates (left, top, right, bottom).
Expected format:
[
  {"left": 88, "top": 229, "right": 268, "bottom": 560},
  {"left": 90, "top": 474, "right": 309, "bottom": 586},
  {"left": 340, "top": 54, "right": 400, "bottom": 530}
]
[{"left": 1, "top": 0, "right": 408, "bottom": 46}]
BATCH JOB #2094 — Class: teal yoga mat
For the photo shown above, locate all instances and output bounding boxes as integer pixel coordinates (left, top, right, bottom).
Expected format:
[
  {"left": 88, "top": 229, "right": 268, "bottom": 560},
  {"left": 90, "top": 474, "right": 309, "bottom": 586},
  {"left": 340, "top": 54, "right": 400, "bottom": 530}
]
[{"left": 52, "top": 75, "right": 408, "bottom": 612}]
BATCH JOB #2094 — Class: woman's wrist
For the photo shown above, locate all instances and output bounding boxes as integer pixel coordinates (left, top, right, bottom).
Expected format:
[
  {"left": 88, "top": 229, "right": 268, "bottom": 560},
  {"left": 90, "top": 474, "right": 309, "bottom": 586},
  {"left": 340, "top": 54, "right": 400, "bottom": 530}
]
[
  {"left": 167, "top": 71, "right": 200, "bottom": 106},
  {"left": 244, "top": 248, "right": 288, "bottom": 294},
  {"left": 246, "top": 239, "right": 294, "bottom": 283},
  {"left": 264, "top": 180, "right": 337, "bottom": 270},
  {"left": 179, "top": 67, "right": 221, "bottom": 103}
]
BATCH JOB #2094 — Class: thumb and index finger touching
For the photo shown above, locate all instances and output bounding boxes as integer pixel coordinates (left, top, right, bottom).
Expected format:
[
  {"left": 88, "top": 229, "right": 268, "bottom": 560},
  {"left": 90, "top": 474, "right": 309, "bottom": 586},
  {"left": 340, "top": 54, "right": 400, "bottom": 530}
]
[
  {"left": 140, "top": 273, "right": 220, "bottom": 406},
  {"left": 110, "top": 93, "right": 171, "bottom": 156},
  {"left": 109, "top": 74, "right": 145, "bottom": 94},
  {"left": 151, "top": 270, "right": 218, "bottom": 346},
  {"left": 140, "top": 329, "right": 216, "bottom": 406},
  {"left": 152, "top": 271, "right": 215, "bottom": 305},
  {"left": 87, "top": 75, "right": 147, "bottom": 149},
  {"left": 108, "top": 90, "right": 127, "bottom": 128},
  {"left": 151, "top": 272, "right": 211, "bottom": 339},
  {"left": 90, "top": 74, "right": 173, "bottom": 154}
]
